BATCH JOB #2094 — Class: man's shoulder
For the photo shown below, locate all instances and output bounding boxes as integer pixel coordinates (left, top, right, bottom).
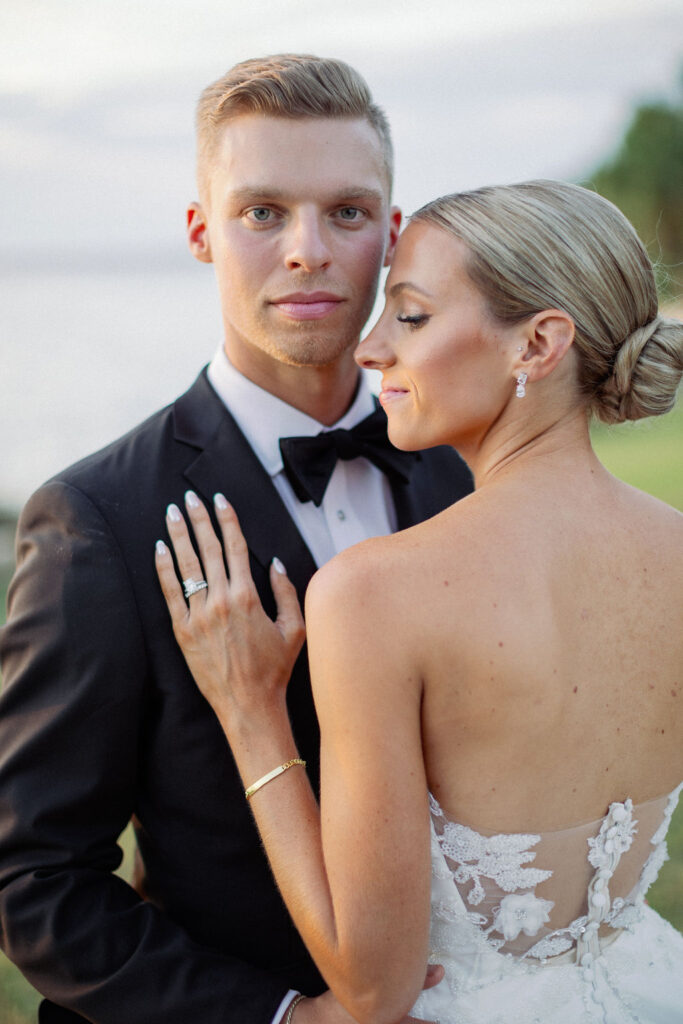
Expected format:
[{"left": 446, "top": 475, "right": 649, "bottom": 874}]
[
  {"left": 417, "top": 443, "right": 470, "bottom": 474},
  {"left": 45, "top": 369, "right": 222, "bottom": 500},
  {"left": 413, "top": 444, "right": 473, "bottom": 502}
]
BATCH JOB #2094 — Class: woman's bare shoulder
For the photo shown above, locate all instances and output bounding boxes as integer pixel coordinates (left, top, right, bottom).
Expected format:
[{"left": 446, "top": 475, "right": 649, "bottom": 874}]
[
  {"left": 304, "top": 530, "right": 411, "bottom": 625},
  {"left": 305, "top": 490, "right": 499, "bottom": 627},
  {"left": 609, "top": 478, "right": 683, "bottom": 563},
  {"left": 621, "top": 480, "right": 683, "bottom": 525}
]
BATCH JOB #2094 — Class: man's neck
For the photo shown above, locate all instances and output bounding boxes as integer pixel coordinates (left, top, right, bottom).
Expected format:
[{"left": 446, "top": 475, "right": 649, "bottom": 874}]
[{"left": 223, "top": 345, "right": 361, "bottom": 426}]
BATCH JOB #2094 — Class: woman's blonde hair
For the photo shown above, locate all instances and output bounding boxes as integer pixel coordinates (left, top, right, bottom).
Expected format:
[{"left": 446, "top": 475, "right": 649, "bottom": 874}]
[{"left": 412, "top": 181, "right": 683, "bottom": 423}]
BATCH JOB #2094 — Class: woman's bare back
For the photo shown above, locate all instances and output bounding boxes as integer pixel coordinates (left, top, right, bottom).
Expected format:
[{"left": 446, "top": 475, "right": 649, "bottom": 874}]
[{"left": 378, "top": 462, "right": 683, "bottom": 834}]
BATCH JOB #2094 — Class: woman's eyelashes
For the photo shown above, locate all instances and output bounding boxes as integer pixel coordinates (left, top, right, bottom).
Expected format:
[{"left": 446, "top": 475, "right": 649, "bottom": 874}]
[{"left": 396, "top": 313, "right": 430, "bottom": 330}]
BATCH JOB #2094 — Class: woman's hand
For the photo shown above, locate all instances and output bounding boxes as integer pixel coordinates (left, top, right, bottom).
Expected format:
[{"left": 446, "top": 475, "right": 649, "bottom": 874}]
[{"left": 155, "top": 491, "right": 305, "bottom": 732}]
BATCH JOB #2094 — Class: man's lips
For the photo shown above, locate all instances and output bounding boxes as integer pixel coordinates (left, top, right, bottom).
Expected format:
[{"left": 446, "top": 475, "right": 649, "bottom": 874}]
[{"left": 271, "top": 292, "right": 345, "bottom": 320}]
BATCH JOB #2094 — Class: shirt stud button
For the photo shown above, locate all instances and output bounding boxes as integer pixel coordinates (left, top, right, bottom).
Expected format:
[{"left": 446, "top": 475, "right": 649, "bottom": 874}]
[{"left": 336, "top": 509, "right": 346, "bottom": 521}]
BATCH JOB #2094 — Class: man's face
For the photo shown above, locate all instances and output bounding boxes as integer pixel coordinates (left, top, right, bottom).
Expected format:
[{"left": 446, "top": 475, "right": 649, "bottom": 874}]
[{"left": 187, "top": 115, "right": 400, "bottom": 383}]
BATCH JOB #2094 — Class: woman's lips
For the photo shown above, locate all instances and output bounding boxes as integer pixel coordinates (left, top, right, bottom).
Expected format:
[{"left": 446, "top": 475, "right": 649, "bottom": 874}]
[
  {"left": 379, "top": 386, "right": 409, "bottom": 405},
  {"left": 271, "top": 292, "right": 344, "bottom": 320}
]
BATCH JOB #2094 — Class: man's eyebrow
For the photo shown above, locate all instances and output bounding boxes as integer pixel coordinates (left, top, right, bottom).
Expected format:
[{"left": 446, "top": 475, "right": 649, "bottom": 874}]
[
  {"left": 227, "top": 187, "right": 288, "bottom": 203},
  {"left": 388, "top": 281, "right": 434, "bottom": 298},
  {"left": 226, "top": 186, "right": 385, "bottom": 204},
  {"left": 334, "top": 187, "right": 385, "bottom": 202}
]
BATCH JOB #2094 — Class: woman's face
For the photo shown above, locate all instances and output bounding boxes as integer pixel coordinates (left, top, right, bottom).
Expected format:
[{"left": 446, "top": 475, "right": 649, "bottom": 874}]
[{"left": 356, "top": 221, "right": 519, "bottom": 454}]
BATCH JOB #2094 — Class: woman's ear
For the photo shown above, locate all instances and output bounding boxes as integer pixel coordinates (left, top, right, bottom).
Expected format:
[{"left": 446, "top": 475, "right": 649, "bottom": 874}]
[{"left": 516, "top": 310, "right": 575, "bottom": 383}]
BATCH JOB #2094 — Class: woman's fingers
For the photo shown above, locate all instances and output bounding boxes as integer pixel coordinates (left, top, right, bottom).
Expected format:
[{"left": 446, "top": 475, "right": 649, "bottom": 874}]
[
  {"left": 183, "top": 491, "right": 229, "bottom": 592},
  {"left": 161, "top": 490, "right": 300, "bottom": 649},
  {"left": 165, "top": 502, "right": 207, "bottom": 597},
  {"left": 213, "top": 493, "right": 256, "bottom": 594},
  {"left": 155, "top": 539, "right": 188, "bottom": 625},
  {"left": 155, "top": 492, "right": 304, "bottom": 724},
  {"left": 270, "top": 559, "right": 306, "bottom": 653}
]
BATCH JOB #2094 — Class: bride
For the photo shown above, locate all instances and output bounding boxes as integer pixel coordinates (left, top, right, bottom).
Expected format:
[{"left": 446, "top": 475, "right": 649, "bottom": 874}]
[{"left": 155, "top": 180, "right": 683, "bottom": 1024}]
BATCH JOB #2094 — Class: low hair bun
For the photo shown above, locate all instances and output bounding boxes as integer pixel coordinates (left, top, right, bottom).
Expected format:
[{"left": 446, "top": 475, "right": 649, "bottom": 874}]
[{"left": 596, "top": 315, "right": 683, "bottom": 424}]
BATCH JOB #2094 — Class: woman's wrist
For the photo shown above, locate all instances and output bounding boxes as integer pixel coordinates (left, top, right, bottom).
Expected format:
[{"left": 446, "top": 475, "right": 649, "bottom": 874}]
[
  {"left": 222, "top": 708, "right": 300, "bottom": 788},
  {"left": 216, "top": 693, "right": 291, "bottom": 745}
]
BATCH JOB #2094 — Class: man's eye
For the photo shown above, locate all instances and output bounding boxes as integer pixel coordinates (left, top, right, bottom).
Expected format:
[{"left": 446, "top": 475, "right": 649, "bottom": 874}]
[
  {"left": 247, "top": 208, "right": 273, "bottom": 223},
  {"left": 337, "top": 207, "right": 363, "bottom": 221}
]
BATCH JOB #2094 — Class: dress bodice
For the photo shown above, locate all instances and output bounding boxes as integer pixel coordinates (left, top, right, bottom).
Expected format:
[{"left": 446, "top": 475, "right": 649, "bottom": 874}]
[
  {"left": 428, "top": 782, "right": 682, "bottom": 964},
  {"left": 412, "top": 784, "right": 683, "bottom": 1022}
]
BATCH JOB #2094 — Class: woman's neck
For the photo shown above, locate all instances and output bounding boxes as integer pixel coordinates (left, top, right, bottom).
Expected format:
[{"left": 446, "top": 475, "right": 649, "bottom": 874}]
[{"left": 467, "top": 405, "right": 596, "bottom": 491}]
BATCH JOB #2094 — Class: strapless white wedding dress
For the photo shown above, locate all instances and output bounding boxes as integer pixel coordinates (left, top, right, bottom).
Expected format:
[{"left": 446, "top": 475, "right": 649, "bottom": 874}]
[{"left": 411, "top": 784, "right": 683, "bottom": 1023}]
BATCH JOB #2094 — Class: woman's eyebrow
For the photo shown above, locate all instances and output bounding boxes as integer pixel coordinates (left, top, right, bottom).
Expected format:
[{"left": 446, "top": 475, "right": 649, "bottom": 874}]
[{"left": 388, "top": 281, "right": 434, "bottom": 298}]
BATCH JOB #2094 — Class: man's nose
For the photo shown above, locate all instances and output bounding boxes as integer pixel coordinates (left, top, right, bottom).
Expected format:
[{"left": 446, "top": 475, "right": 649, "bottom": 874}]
[{"left": 284, "top": 211, "right": 332, "bottom": 272}]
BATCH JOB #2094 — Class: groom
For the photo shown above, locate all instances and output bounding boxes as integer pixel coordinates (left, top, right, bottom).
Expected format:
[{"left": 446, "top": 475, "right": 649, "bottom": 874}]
[{"left": 0, "top": 55, "right": 471, "bottom": 1023}]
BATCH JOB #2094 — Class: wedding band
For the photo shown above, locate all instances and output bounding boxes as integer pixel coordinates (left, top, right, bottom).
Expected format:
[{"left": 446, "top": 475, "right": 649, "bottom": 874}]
[{"left": 182, "top": 578, "right": 208, "bottom": 599}]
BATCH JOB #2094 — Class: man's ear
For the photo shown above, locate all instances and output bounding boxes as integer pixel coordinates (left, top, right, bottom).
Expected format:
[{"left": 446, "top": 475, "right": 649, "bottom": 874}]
[
  {"left": 187, "top": 203, "right": 213, "bottom": 264},
  {"left": 516, "top": 310, "right": 575, "bottom": 383},
  {"left": 383, "top": 206, "right": 402, "bottom": 266}
]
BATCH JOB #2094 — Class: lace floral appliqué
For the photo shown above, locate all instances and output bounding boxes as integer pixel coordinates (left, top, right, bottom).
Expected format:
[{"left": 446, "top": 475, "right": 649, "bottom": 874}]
[
  {"left": 587, "top": 799, "right": 637, "bottom": 869},
  {"left": 427, "top": 788, "right": 681, "bottom": 967},
  {"left": 415, "top": 786, "right": 683, "bottom": 1023},
  {"left": 492, "top": 892, "right": 554, "bottom": 941},
  {"left": 434, "top": 811, "right": 553, "bottom": 907}
]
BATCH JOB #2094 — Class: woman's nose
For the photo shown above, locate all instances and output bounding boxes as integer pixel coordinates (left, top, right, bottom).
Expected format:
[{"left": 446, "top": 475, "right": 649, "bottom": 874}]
[{"left": 355, "top": 315, "right": 395, "bottom": 370}]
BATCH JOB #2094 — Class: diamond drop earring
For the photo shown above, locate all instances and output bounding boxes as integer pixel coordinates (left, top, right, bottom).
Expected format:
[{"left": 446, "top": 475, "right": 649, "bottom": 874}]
[{"left": 515, "top": 372, "right": 528, "bottom": 398}]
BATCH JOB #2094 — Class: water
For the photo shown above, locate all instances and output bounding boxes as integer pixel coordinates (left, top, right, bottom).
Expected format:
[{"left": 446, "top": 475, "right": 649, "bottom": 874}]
[{"left": 1, "top": 266, "right": 222, "bottom": 511}]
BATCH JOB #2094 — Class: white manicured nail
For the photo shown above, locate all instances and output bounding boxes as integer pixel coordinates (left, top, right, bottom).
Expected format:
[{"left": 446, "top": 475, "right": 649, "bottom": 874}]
[
  {"left": 156, "top": 540, "right": 167, "bottom": 555},
  {"left": 214, "top": 493, "right": 228, "bottom": 510},
  {"left": 166, "top": 504, "right": 182, "bottom": 522},
  {"left": 272, "top": 557, "right": 287, "bottom": 575},
  {"left": 185, "top": 490, "right": 200, "bottom": 509}
]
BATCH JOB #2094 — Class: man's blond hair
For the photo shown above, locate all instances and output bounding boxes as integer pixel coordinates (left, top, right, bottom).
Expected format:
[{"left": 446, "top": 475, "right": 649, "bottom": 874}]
[{"left": 196, "top": 54, "right": 393, "bottom": 197}]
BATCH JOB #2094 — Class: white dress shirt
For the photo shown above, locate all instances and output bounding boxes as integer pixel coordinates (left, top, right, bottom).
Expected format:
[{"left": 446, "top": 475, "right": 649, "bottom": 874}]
[
  {"left": 207, "top": 348, "right": 397, "bottom": 1023},
  {"left": 207, "top": 347, "right": 397, "bottom": 568}
]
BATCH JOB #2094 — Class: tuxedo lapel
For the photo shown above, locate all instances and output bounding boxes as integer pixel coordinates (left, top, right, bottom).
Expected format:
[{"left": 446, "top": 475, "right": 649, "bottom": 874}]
[
  {"left": 391, "top": 476, "right": 422, "bottom": 531},
  {"left": 173, "top": 371, "right": 317, "bottom": 602},
  {"left": 170, "top": 372, "right": 469, "bottom": 593}
]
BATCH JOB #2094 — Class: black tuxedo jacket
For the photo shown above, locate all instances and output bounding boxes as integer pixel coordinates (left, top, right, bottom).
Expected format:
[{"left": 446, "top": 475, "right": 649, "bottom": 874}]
[{"left": 0, "top": 370, "right": 472, "bottom": 1023}]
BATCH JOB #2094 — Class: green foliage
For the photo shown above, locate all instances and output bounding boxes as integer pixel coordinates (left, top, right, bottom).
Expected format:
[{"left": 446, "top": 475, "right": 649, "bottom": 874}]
[
  {"left": 583, "top": 79, "right": 683, "bottom": 298},
  {"left": 649, "top": 799, "right": 683, "bottom": 933},
  {"left": 591, "top": 398, "right": 683, "bottom": 511},
  {"left": 0, "top": 957, "right": 41, "bottom": 1022},
  {"left": 0, "top": 565, "right": 13, "bottom": 628}
]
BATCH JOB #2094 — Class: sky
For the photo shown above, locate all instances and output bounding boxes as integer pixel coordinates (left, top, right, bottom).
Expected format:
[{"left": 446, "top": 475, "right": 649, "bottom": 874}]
[{"left": 1, "top": 0, "right": 681, "bottom": 268}]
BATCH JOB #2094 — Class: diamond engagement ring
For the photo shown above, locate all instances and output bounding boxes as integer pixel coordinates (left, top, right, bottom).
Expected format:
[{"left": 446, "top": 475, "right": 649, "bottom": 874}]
[{"left": 182, "top": 578, "right": 208, "bottom": 599}]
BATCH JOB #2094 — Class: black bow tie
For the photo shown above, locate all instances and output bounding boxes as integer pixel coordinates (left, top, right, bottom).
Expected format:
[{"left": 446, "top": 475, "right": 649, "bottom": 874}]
[{"left": 279, "top": 406, "right": 418, "bottom": 507}]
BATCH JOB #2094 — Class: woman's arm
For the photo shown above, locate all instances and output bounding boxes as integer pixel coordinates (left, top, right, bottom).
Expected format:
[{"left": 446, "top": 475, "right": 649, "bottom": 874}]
[{"left": 156, "top": 494, "right": 432, "bottom": 1024}]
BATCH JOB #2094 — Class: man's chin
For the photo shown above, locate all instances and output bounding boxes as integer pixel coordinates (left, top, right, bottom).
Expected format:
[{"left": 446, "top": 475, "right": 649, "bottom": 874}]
[{"left": 269, "top": 336, "right": 359, "bottom": 370}]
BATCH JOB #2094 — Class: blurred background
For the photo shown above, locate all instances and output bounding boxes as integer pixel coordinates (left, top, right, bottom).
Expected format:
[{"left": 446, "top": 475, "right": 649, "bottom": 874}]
[{"left": 1, "top": 0, "right": 681, "bottom": 1019}]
